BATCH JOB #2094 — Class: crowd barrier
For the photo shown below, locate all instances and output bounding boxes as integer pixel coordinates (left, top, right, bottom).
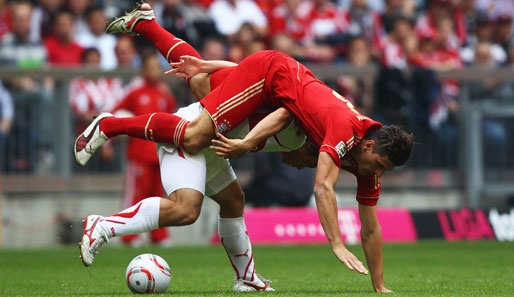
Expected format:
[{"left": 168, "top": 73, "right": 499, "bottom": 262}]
[{"left": 210, "top": 207, "right": 514, "bottom": 244}]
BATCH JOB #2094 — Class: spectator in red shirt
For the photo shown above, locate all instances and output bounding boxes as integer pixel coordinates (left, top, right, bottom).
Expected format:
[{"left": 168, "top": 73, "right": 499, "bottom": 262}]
[
  {"left": 296, "top": 0, "right": 347, "bottom": 45},
  {"left": 268, "top": 0, "right": 337, "bottom": 62},
  {"left": 268, "top": 0, "right": 304, "bottom": 40},
  {"left": 415, "top": 0, "right": 467, "bottom": 47},
  {"left": 44, "top": 9, "right": 84, "bottom": 67},
  {"left": 110, "top": 53, "right": 177, "bottom": 246},
  {"left": 0, "top": 0, "right": 12, "bottom": 39}
]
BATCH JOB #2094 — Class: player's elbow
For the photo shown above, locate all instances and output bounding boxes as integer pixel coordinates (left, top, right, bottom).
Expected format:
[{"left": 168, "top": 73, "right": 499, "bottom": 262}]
[
  {"left": 313, "top": 182, "right": 331, "bottom": 199},
  {"left": 275, "top": 108, "right": 292, "bottom": 128}
]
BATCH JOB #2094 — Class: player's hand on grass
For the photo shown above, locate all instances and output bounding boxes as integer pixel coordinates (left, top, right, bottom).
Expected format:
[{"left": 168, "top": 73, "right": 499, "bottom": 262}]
[
  {"left": 210, "top": 133, "right": 251, "bottom": 159},
  {"left": 165, "top": 55, "right": 203, "bottom": 78},
  {"left": 333, "top": 246, "right": 368, "bottom": 275}
]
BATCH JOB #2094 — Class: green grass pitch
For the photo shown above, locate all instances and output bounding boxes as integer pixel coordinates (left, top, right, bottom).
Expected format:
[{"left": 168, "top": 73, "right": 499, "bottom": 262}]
[{"left": 0, "top": 241, "right": 513, "bottom": 296}]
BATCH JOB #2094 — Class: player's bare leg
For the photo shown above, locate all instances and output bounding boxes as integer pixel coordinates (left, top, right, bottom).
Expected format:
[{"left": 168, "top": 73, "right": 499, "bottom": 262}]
[
  {"left": 182, "top": 109, "right": 217, "bottom": 153},
  {"left": 80, "top": 189, "right": 204, "bottom": 266},
  {"left": 210, "top": 181, "right": 274, "bottom": 292}
]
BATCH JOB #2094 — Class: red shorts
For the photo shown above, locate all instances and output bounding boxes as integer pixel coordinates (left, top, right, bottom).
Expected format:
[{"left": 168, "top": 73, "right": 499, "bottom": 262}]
[{"left": 200, "top": 50, "right": 315, "bottom": 135}]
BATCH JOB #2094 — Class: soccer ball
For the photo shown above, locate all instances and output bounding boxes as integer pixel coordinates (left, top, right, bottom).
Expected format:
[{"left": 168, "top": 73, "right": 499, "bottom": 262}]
[{"left": 125, "top": 254, "right": 172, "bottom": 294}]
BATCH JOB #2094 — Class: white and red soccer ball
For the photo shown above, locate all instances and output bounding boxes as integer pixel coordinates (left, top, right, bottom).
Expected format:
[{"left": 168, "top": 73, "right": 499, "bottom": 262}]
[{"left": 125, "top": 254, "right": 171, "bottom": 294}]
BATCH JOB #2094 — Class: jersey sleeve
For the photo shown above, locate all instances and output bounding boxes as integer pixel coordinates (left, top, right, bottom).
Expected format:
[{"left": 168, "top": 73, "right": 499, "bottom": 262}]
[
  {"left": 319, "top": 118, "right": 355, "bottom": 168},
  {"left": 355, "top": 174, "right": 381, "bottom": 206}
]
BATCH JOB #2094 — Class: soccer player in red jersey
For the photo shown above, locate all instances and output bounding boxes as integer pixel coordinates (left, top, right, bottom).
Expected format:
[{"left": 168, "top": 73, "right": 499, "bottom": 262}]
[
  {"left": 76, "top": 2, "right": 413, "bottom": 293},
  {"left": 109, "top": 53, "right": 176, "bottom": 245}
]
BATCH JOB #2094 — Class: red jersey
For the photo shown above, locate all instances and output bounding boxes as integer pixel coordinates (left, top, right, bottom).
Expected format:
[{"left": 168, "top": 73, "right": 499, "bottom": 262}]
[
  {"left": 267, "top": 54, "right": 382, "bottom": 206},
  {"left": 200, "top": 50, "right": 382, "bottom": 205},
  {"left": 112, "top": 81, "right": 177, "bottom": 164},
  {"left": 44, "top": 36, "right": 84, "bottom": 67},
  {"left": 262, "top": 51, "right": 382, "bottom": 165}
]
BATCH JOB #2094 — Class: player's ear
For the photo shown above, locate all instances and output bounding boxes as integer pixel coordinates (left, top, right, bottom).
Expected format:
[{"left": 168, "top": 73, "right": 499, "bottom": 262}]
[{"left": 363, "top": 139, "right": 375, "bottom": 151}]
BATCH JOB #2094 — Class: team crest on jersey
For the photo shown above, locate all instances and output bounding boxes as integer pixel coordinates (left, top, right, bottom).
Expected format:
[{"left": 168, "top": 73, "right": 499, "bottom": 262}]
[
  {"left": 218, "top": 123, "right": 228, "bottom": 133},
  {"left": 217, "top": 119, "right": 231, "bottom": 134},
  {"left": 335, "top": 141, "right": 348, "bottom": 158}
]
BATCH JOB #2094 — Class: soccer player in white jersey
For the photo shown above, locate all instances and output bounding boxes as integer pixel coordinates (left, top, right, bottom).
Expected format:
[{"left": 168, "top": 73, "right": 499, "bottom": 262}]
[
  {"left": 78, "top": 102, "right": 311, "bottom": 292},
  {"left": 77, "top": 6, "right": 315, "bottom": 291}
]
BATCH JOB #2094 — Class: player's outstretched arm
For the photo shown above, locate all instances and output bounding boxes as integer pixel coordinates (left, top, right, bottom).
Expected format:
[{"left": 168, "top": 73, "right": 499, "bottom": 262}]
[
  {"left": 314, "top": 152, "right": 369, "bottom": 275},
  {"left": 359, "top": 204, "right": 393, "bottom": 293},
  {"left": 165, "top": 55, "right": 237, "bottom": 78},
  {"left": 211, "top": 107, "right": 293, "bottom": 158}
]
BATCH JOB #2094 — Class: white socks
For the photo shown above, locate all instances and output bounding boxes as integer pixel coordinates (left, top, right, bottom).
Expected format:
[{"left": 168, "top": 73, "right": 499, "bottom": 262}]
[
  {"left": 99, "top": 197, "right": 161, "bottom": 238},
  {"left": 218, "top": 216, "right": 256, "bottom": 281}
]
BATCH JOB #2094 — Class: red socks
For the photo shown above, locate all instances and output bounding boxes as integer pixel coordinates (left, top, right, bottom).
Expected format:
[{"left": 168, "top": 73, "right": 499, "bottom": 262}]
[
  {"left": 100, "top": 113, "right": 189, "bottom": 147},
  {"left": 134, "top": 20, "right": 201, "bottom": 63}
]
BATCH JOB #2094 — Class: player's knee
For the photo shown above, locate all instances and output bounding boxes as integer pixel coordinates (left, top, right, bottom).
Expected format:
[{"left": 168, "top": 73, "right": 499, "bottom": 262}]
[
  {"left": 182, "top": 111, "right": 215, "bottom": 152},
  {"left": 183, "top": 128, "right": 210, "bottom": 152}
]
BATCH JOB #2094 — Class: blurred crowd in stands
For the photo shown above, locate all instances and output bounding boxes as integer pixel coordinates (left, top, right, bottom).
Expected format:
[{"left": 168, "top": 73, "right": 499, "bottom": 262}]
[{"left": 0, "top": 0, "right": 513, "bottom": 183}]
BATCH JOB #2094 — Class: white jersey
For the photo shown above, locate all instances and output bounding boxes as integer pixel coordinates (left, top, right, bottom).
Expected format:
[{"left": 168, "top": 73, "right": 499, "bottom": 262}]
[{"left": 157, "top": 102, "right": 306, "bottom": 197}]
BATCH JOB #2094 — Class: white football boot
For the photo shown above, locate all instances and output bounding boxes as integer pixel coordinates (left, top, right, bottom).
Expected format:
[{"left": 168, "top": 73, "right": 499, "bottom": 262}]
[
  {"left": 233, "top": 274, "right": 275, "bottom": 292},
  {"left": 74, "top": 112, "right": 112, "bottom": 166},
  {"left": 105, "top": 2, "right": 154, "bottom": 35},
  {"left": 79, "top": 215, "right": 110, "bottom": 267}
]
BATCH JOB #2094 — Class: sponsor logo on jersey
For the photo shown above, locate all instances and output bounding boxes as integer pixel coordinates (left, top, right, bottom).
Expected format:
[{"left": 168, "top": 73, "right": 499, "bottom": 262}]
[{"left": 335, "top": 141, "right": 348, "bottom": 159}]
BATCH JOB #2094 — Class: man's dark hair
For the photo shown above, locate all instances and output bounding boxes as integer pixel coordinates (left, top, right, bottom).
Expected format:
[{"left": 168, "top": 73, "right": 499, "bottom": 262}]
[
  {"left": 365, "top": 125, "right": 413, "bottom": 166},
  {"left": 52, "top": 8, "right": 73, "bottom": 27},
  {"left": 85, "top": 5, "right": 104, "bottom": 20},
  {"left": 140, "top": 50, "right": 158, "bottom": 66},
  {"left": 81, "top": 47, "right": 100, "bottom": 63}
]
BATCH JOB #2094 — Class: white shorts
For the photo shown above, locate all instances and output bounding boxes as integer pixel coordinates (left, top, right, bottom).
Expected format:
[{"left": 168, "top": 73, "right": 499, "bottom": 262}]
[{"left": 157, "top": 103, "right": 236, "bottom": 197}]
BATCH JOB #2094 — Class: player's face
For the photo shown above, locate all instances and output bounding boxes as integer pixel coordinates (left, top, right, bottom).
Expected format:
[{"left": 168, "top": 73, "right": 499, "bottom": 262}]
[{"left": 355, "top": 140, "right": 395, "bottom": 176}]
